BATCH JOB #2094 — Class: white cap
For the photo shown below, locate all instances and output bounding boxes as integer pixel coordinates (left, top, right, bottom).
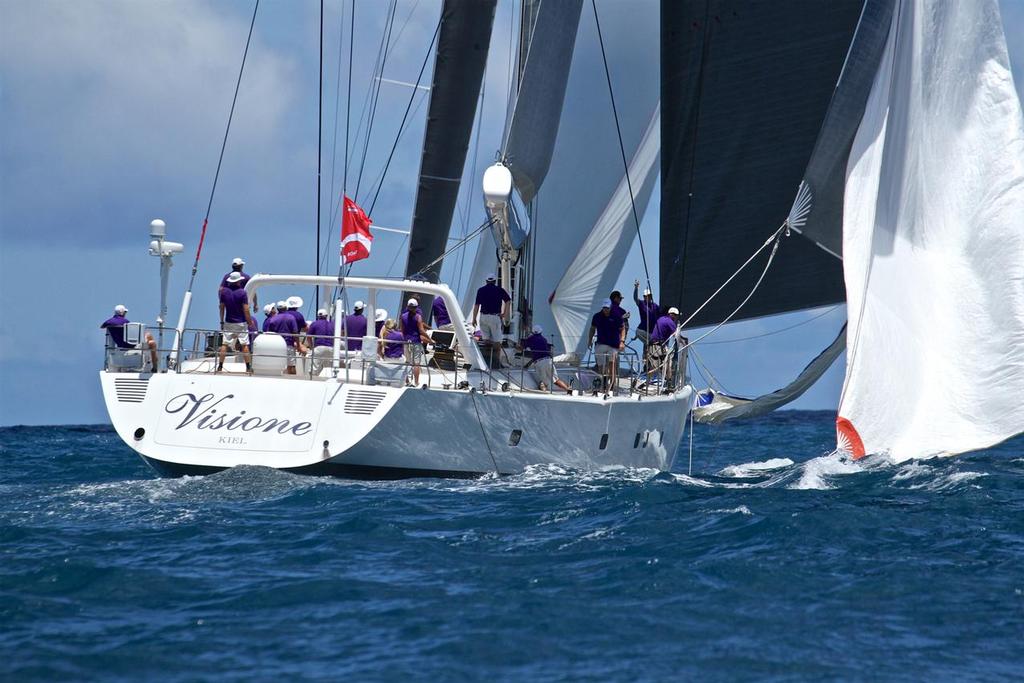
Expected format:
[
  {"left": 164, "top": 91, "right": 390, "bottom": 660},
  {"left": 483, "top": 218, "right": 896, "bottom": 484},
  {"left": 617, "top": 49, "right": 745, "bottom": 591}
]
[
  {"left": 601, "top": 298, "right": 612, "bottom": 309},
  {"left": 668, "top": 306, "right": 680, "bottom": 315},
  {"left": 263, "top": 304, "right": 274, "bottom": 315},
  {"left": 316, "top": 308, "right": 328, "bottom": 318},
  {"left": 353, "top": 300, "right": 364, "bottom": 310},
  {"left": 375, "top": 308, "right": 388, "bottom": 322},
  {"left": 114, "top": 304, "right": 128, "bottom": 314},
  {"left": 231, "top": 257, "right": 245, "bottom": 266},
  {"left": 643, "top": 288, "right": 652, "bottom": 296},
  {"left": 532, "top": 324, "right": 543, "bottom": 334},
  {"left": 226, "top": 271, "right": 244, "bottom": 283},
  {"left": 287, "top": 296, "right": 302, "bottom": 309},
  {"left": 276, "top": 300, "right": 289, "bottom": 311},
  {"left": 485, "top": 273, "right": 496, "bottom": 281},
  {"left": 407, "top": 297, "right": 419, "bottom": 307}
]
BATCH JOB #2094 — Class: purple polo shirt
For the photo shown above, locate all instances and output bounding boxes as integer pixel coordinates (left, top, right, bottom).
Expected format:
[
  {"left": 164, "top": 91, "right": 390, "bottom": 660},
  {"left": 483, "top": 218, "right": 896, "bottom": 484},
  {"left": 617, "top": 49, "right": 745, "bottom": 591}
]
[
  {"left": 400, "top": 310, "right": 424, "bottom": 343},
  {"left": 475, "top": 283, "right": 510, "bottom": 315},
  {"left": 219, "top": 285, "right": 249, "bottom": 324},
  {"left": 523, "top": 333, "right": 552, "bottom": 361},
  {"left": 383, "top": 330, "right": 405, "bottom": 358},
  {"left": 266, "top": 312, "right": 298, "bottom": 346},
  {"left": 432, "top": 297, "right": 451, "bottom": 327},
  {"left": 591, "top": 311, "right": 623, "bottom": 347},
  {"left": 375, "top": 320, "right": 385, "bottom": 337},
  {"left": 307, "top": 318, "right": 334, "bottom": 347},
  {"left": 651, "top": 314, "right": 677, "bottom": 343},
  {"left": 345, "top": 313, "right": 367, "bottom": 351},
  {"left": 635, "top": 298, "right": 660, "bottom": 333},
  {"left": 220, "top": 270, "right": 250, "bottom": 288},
  {"left": 286, "top": 309, "right": 307, "bottom": 332},
  {"left": 102, "top": 314, "right": 132, "bottom": 348},
  {"left": 611, "top": 303, "right": 629, "bottom": 331},
  {"left": 262, "top": 315, "right": 274, "bottom": 333}
]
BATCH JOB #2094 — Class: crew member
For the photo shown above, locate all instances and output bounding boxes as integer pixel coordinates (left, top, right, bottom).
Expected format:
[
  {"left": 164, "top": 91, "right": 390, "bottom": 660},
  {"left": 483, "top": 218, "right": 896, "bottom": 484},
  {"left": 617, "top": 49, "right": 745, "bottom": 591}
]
[
  {"left": 262, "top": 303, "right": 276, "bottom": 333},
  {"left": 587, "top": 298, "right": 626, "bottom": 393},
  {"left": 401, "top": 298, "right": 432, "bottom": 385},
  {"left": 285, "top": 296, "right": 308, "bottom": 334},
  {"left": 649, "top": 306, "right": 681, "bottom": 386},
  {"left": 522, "top": 325, "right": 571, "bottom": 394},
  {"left": 432, "top": 295, "right": 453, "bottom": 330},
  {"left": 346, "top": 301, "right": 368, "bottom": 352},
  {"left": 219, "top": 257, "right": 255, "bottom": 306},
  {"left": 632, "top": 279, "right": 659, "bottom": 348},
  {"left": 380, "top": 319, "right": 404, "bottom": 360},
  {"left": 217, "top": 271, "right": 254, "bottom": 372},
  {"left": 307, "top": 309, "right": 334, "bottom": 374},
  {"left": 374, "top": 308, "right": 388, "bottom": 337},
  {"left": 101, "top": 304, "right": 158, "bottom": 370},
  {"left": 471, "top": 274, "right": 510, "bottom": 362},
  {"left": 266, "top": 299, "right": 301, "bottom": 374}
]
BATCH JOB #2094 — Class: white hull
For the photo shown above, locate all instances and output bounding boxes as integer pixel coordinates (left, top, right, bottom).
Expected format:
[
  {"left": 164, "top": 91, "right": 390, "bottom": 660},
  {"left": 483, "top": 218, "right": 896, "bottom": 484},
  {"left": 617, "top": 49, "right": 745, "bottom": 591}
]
[{"left": 101, "top": 371, "right": 693, "bottom": 478}]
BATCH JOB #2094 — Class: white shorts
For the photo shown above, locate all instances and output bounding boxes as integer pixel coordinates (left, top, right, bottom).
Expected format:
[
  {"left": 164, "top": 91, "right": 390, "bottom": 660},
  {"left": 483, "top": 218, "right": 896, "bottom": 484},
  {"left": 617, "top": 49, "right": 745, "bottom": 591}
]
[
  {"left": 222, "top": 322, "right": 250, "bottom": 347},
  {"left": 285, "top": 345, "right": 296, "bottom": 367},
  {"left": 479, "top": 314, "right": 503, "bottom": 341},
  {"left": 404, "top": 342, "right": 425, "bottom": 366},
  {"left": 533, "top": 356, "right": 554, "bottom": 387},
  {"left": 595, "top": 343, "right": 618, "bottom": 368}
]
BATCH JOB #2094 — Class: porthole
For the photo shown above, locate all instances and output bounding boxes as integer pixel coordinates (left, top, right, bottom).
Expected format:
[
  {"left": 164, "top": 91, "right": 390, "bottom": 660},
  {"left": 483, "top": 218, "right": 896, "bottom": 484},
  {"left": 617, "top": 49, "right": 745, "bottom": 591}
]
[
  {"left": 633, "top": 433, "right": 641, "bottom": 449},
  {"left": 509, "top": 429, "right": 522, "bottom": 447},
  {"left": 133, "top": 427, "right": 145, "bottom": 441},
  {"left": 599, "top": 433, "right": 609, "bottom": 450}
]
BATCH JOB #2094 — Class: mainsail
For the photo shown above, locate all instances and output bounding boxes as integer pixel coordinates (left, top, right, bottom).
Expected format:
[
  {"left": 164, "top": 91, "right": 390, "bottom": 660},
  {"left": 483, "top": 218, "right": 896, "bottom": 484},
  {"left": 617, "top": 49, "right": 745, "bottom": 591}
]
[
  {"left": 404, "top": 0, "right": 496, "bottom": 297},
  {"left": 837, "top": 0, "right": 1024, "bottom": 460}
]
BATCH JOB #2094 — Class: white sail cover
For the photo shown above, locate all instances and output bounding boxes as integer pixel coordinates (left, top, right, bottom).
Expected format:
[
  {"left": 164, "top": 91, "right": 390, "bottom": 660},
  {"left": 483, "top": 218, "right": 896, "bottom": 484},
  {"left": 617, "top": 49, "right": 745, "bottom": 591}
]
[
  {"left": 837, "top": 0, "right": 1024, "bottom": 461},
  {"left": 549, "top": 108, "right": 659, "bottom": 354}
]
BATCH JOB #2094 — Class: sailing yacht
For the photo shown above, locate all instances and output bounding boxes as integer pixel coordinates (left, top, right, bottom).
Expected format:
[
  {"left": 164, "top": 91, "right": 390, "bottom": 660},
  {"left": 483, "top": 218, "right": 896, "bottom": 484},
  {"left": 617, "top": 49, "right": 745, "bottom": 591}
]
[{"left": 100, "top": 0, "right": 1024, "bottom": 477}]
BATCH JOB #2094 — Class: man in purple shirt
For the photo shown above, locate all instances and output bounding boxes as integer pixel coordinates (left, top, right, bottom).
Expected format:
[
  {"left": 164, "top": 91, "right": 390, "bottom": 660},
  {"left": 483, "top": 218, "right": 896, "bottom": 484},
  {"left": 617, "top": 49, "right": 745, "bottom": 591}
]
[
  {"left": 217, "top": 271, "right": 254, "bottom": 372},
  {"left": 633, "top": 280, "right": 660, "bottom": 343},
  {"left": 522, "top": 325, "right": 571, "bottom": 393},
  {"left": 285, "top": 296, "right": 308, "bottom": 334},
  {"left": 472, "top": 274, "right": 511, "bottom": 361},
  {"left": 401, "top": 298, "right": 431, "bottom": 385},
  {"left": 307, "top": 309, "right": 335, "bottom": 374},
  {"left": 431, "top": 295, "right": 453, "bottom": 330},
  {"left": 345, "top": 301, "right": 368, "bottom": 352},
  {"left": 266, "top": 300, "right": 301, "bottom": 374},
  {"left": 219, "top": 257, "right": 255, "bottom": 307},
  {"left": 609, "top": 290, "right": 631, "bottom": 333},
  {"left": 101, "top": 304, "right": 158, "bottom": 369},
  {"left": 587, "top": 298, "right": 627, "bottom": 392},
  {"left": 374, "top": 308, "right": 388, "bottom": 338},
  {"left": 261, "top": 303, "right": 276, "bottom": 333},
  {"left": 648, "top": 306, "right": 682, "bottom": 385}
]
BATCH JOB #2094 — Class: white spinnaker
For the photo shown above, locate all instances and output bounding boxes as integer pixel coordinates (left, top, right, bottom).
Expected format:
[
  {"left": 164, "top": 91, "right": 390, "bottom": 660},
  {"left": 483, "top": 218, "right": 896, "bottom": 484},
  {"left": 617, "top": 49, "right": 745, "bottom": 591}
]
[
  {"left": 550, "top": 107, "right": 659, "bottom": 355},
  {"left": 838, "top": 0, "right": 1024, "bottom": 461}
]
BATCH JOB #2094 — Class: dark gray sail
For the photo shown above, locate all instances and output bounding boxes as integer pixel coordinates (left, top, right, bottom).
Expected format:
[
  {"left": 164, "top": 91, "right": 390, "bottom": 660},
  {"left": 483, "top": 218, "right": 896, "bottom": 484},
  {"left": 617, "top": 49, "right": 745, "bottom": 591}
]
[
  {"left": 404, "top": 0, "right": 496, "bottom": 292},
  {"left": 660, "top": 1, "right": 866, "bottom": 328}
]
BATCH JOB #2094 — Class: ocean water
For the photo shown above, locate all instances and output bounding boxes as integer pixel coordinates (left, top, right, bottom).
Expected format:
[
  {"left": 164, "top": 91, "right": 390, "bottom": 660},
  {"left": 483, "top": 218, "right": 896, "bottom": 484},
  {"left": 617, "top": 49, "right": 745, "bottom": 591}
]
[{"left": 1, "top": 413, "right": 1022, "bottom": 682}]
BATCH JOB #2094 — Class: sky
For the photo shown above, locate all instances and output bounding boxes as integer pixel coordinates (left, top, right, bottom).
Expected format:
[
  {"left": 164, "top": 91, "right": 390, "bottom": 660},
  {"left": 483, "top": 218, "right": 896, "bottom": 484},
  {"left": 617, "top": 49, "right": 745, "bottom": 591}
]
[{"left": 0, "top": 0, "right": 1022, "bottom": 426}]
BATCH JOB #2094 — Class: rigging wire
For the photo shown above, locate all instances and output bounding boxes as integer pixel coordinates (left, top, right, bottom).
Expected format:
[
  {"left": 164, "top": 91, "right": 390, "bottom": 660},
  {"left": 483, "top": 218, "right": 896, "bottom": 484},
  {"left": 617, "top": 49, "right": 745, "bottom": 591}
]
[
  {"left": 186, "top": 0, "right": 260, "bottom": 291},
  {"left": 354, "top": 0, "right": 399, "bottom": 202},
  {"left": 316, "top": 0, "right": 324, "bottom": 308},
  {"left": 590, "top": 0, "right": 652, "bottom": 291},
  {"left": 697, "top": 305, "right": 842, "bottom": 345},
  {"left": 366, "top": 15, "right": 442, "bottom": 216},
  {"left": 409, "top": 218, "right": 496, "bottom": 281}
]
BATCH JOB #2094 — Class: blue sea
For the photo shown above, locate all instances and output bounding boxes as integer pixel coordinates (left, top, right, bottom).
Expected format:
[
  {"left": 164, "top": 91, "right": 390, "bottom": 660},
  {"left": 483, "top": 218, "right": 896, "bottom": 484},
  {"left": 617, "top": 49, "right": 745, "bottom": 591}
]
[{"left": 2, "top": 412, "right": 1022, "bottom": 681}]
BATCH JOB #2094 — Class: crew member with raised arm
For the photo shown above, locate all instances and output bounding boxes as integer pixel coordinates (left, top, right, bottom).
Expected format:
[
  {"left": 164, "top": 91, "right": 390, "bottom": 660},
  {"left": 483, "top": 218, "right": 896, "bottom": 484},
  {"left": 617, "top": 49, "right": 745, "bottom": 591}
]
[
  {"left": 217, "top": 271, "right": 254, "bottom": 373},
  {"left": 587, "top": 298, "right": 626, "bottom": 393},
  {"left": 633, "top": 279, "right": 659, "bottom": 350}
]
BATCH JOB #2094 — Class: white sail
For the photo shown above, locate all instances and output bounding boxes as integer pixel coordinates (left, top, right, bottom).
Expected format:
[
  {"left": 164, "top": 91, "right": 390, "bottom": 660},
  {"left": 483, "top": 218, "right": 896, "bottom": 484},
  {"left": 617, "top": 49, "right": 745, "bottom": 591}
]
[
  {"left": 838, "top": 0, "right": 1024, "bottom": 461},
  {"left": 550, "top": 107, "right": 659, "bottom": 354}
]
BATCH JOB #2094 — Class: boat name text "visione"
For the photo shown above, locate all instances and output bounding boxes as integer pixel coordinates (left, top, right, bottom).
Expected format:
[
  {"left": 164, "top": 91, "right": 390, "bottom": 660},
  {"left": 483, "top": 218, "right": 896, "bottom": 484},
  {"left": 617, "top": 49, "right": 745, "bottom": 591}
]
[{"left": 164, "top": 393, "right": 313, "bottom": 436}]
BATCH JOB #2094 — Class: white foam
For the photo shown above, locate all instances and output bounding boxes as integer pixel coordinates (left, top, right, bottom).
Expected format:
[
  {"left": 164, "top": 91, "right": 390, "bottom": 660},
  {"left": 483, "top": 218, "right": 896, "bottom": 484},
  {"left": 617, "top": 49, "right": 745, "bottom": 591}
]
[
  {"left": 709, "top": 505, "right": 753, "bottom": 516},
  {"left": 718, "top": 458, "right": 795, "bottom": 478},
  {"left": 789, "top": 452, "right": 866, "bottom": 490},
  {"left": 908, "top": 470, "right": 986, "bottom": 491}
]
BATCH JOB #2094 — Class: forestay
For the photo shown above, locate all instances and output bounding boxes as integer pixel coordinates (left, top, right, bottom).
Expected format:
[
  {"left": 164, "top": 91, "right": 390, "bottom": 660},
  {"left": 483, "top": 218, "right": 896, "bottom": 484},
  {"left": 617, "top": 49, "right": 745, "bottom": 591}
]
[{"left": 838, "top": 0, "right": 1024, "bottom": 461}]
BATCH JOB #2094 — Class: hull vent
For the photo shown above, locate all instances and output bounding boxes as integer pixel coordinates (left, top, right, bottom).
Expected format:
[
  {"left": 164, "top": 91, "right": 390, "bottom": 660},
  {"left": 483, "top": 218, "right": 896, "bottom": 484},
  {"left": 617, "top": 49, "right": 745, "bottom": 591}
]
[
  {"left": 344, "top": 389, "right": 387, "bottom": 415},
  {"left": 114, "top": 378, "right": 149, "bottom": 403}
]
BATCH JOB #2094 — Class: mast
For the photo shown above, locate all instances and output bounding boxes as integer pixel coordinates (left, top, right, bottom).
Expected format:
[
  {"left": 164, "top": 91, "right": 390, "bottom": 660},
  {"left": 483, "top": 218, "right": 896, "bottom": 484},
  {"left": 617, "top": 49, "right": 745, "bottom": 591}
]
[
  {"left": 315, "top": 0, "right": 323, "bottom": 309},
  {"left": 402, "top": 0, "right": 497, "bottom": 315}
]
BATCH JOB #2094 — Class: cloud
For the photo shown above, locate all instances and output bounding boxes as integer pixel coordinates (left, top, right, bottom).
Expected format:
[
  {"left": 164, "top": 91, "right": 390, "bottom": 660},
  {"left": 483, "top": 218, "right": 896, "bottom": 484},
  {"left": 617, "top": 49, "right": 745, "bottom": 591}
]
[{"left": 0, "top": 0, "right": 300, "bottom": 245}]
